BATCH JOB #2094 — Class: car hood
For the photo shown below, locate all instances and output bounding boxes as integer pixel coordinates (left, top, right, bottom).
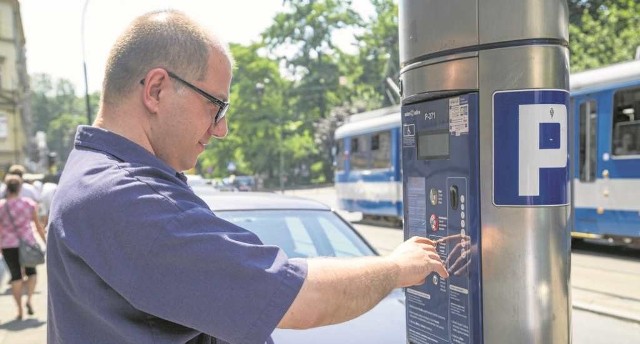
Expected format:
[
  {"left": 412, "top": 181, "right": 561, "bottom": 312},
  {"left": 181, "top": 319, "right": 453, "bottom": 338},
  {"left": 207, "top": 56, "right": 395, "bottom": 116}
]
[{"left": 271, "top": 289, "right": 406, "bottom": 344}]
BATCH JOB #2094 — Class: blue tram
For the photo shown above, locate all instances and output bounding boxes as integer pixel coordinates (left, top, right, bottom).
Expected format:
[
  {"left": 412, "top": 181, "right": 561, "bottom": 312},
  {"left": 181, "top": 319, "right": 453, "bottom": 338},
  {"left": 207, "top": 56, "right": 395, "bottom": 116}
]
[{"left": 334, "top": 60, "right": 640, "bottom": 243}]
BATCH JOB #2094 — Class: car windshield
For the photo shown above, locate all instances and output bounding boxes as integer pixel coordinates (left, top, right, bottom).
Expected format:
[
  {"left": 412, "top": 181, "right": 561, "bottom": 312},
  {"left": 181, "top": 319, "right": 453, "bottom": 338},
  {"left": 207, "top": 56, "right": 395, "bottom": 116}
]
[{"left": 216, "top": 210, "right": 376, "bottom": 259}]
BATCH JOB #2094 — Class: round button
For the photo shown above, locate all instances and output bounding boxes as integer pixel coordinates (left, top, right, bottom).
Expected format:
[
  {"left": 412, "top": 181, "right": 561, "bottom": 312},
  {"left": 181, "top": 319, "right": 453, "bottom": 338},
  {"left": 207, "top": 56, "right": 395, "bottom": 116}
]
[
  {"left": 461, "top": 228, "right": 466, "bottom": 237},
  {"left": 461, "top": 219, "right": 465, "bottom": 228},
  {"left": 430, "top": 214, "right": 439, "bottom": 231},
  {"left": 433, "top": 275, "right": 439, "bottom": 285},
  {"left": 461, "top": 204, "right": 465, "bottom": 211},
  {"left": 460, "top": 195, "right": 465, "bottom": 203},
  {"left": 461, "top": 211, "right": 465, "bottom": 219}
]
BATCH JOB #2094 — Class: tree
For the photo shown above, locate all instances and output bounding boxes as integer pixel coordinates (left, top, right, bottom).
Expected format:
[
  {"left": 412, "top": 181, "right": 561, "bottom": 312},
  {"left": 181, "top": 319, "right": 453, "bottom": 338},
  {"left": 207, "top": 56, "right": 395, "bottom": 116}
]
[
  {"left": 351, "top": 0, "right": 399, "bottom": 108},
  {"left": 568, "top": 0, "right": 609, "bottom": 25},
  {"left": 261, "top": 0, "right": 364, "bottom": 182},
  {"left": 263, "top": 0, "right": 363, "bottom": 119},
  {"left": 198, "top": 43, "right": 319, "bottom": 187},
  {"left": 47, "top": 113, "right": 86, "bottom": 164},
  {"left": 569, "top": 0, "right": 640, "bottom": 71},
  {"left": 30, "top": 73, "right": 98, "bottom": 168}
]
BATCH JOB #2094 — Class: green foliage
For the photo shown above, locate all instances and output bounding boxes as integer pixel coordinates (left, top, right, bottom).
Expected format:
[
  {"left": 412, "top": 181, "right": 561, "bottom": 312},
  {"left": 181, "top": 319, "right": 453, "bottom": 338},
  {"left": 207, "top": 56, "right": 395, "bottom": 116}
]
[
  {"left": 263, "top": 0, "right": 363, "bottom": 120},
  {"left": 47, "top": 113, "right": 86, "bottom": 163},
  {"left": 31, "top": 1, "right": 639, "bottom": 189},
  {"left": 258, "top": 0, "right": 400, "bottom": 184},
  {"left": 198, "top": 42, "right": 314, "bottom": 187},
  {"left": 569, "top": 0, "right": 640, "bottom": 71},
  {"left": 568, "top": 0, "right": 609, "bottom": 26},
  {"left": 29, "top": 73, "right": 98, "bottom": 168},
  {"left": 352, "top": 0, "right": 399, "bottom": 108}
]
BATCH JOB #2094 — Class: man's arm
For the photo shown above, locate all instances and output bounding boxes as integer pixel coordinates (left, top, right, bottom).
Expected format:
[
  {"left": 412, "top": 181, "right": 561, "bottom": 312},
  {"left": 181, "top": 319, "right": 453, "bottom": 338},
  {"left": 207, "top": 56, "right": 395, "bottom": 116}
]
[{"left": 277, "top": 236, "right": 447, "bottom": 329}]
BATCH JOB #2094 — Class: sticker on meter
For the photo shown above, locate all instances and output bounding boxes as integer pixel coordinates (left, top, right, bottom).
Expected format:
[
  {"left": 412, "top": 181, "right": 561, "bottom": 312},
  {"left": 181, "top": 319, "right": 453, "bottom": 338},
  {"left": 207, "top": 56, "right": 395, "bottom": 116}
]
[{"left": 493, "top": 89, "right": 569, "bottom": 206}]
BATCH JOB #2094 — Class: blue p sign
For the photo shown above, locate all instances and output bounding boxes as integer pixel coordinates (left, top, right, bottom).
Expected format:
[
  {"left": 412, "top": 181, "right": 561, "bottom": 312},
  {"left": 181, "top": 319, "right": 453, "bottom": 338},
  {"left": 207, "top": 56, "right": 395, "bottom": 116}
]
[{"left": 493, "top": 90, "right": 569, "bottom": 206}]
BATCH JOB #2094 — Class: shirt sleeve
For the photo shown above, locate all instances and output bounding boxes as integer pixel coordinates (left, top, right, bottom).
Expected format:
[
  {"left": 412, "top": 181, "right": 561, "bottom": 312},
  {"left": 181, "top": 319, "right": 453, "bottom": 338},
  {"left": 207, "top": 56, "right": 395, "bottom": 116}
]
[{"left": 106, "top": 206, "right": 307, "bottom": 344}]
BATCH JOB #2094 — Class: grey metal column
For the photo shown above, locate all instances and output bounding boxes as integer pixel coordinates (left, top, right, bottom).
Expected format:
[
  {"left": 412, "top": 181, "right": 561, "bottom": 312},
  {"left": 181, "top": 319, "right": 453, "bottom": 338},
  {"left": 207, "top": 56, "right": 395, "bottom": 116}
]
[{"left": 399, "top": 1, "right": 571, "bottom": 343}]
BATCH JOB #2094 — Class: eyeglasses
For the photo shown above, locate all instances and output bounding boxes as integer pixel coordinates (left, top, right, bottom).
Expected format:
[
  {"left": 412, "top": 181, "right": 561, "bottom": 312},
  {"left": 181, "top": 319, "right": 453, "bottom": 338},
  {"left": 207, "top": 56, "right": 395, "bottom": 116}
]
[{"left": 140, "top": 69, "right": 229, "bottom": 125}]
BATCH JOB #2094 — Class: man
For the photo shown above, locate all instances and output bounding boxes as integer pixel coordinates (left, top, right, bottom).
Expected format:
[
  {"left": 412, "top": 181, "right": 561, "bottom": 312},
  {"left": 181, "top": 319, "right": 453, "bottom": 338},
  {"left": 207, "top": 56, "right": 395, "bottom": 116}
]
[
  {"left": 47, "top": 10, "right": 447, "bottom": 344},
  {"left": 38, "top": 173, "right": 58, "bottom": 225}
]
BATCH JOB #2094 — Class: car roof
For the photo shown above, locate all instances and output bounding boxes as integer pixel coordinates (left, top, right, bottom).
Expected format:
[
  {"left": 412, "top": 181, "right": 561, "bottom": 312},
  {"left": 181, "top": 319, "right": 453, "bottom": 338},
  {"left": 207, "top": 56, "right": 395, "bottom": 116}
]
[{"left": 197, "top": 192, "right": 332, "bottom": 212}]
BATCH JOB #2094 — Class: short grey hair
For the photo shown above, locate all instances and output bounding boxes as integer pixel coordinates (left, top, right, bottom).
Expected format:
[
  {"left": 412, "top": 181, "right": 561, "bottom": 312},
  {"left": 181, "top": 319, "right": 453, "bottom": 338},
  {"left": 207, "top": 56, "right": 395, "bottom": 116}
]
[{"left": 101, "top": 10, "right": 230, "bottom": 105}]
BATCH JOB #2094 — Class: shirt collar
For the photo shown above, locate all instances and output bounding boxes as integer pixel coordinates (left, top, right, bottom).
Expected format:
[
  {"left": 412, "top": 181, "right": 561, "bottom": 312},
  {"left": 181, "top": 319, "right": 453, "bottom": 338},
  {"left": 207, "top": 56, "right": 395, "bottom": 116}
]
[{"left": 73, "top": 125, "right": 188, "bottom": 183}]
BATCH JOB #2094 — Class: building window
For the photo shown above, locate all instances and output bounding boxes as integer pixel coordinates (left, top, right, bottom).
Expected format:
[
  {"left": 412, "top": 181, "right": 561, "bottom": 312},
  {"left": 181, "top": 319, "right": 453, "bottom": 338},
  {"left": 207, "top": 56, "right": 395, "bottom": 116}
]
[{"left": 0, "top": 113, "right": 7, "bottom": 139}]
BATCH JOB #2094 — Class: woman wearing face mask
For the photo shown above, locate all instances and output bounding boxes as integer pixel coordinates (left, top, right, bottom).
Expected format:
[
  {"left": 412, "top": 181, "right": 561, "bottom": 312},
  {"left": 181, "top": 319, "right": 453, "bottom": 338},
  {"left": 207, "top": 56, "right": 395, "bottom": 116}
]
[{"left": 0, "top": 174, "right": 46, "bottom": 320}]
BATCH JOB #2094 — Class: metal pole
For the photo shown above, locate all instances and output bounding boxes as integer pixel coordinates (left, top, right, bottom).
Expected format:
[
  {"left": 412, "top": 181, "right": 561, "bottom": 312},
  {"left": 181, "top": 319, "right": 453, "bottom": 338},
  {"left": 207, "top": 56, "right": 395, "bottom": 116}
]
[{"left": 81, "top": 0, "right": 92, "bottom": 124}]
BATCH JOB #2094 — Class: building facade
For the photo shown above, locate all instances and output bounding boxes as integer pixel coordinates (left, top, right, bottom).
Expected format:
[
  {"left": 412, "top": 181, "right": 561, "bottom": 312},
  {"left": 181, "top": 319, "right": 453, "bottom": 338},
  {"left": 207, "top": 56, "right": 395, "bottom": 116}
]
[{"left": 0, "top": 0, "right": 30, "bottom": 174}]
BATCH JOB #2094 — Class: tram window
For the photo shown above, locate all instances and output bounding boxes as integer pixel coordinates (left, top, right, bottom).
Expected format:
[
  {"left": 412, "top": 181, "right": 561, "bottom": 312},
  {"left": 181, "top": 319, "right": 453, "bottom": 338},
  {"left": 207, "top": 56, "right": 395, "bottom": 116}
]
[
  {"left": 371, "top": 132, "right": 391, "bottom": 168},
  {"left": 613, "top": 122, "right": 640, "bottom": 156},
  {"left": 371, "top": 134, "right": 380, "bottom": 151},
  {"left": 612, "top": 87, "right": 640, "bottom": 156},
  {"left": 335, "top": 140, "right": 344, "bottom": 171},
  {"left": 579, "top": 100, "right": 597, "bottom": 182},
  {"left": 351, "top": 135, "right": 370, "bottom": 170}
]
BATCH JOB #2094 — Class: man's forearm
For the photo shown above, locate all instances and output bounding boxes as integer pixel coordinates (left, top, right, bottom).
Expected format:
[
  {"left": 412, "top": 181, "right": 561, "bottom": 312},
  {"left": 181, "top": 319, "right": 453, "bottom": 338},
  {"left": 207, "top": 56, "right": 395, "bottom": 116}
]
[
  {"left": 278, "top": 256, "right": 398, "bottom": 329},
  {"left": 277, "top": 236, "right": 447, "bottom": 330}
]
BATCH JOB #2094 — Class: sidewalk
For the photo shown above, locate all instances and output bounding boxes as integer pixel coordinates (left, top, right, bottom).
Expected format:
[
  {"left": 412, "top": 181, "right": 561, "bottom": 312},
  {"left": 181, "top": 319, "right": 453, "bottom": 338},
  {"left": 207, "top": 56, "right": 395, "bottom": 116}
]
[{"left": 0, "top": 261, "right": 47, "bottom": 344}]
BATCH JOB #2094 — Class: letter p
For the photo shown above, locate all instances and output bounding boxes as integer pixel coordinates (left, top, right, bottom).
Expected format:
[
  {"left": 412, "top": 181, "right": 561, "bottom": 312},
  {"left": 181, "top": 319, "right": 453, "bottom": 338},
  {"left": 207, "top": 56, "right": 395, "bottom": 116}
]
[{"left": 518, "top": 104, "right": 567, "bottom": 196}]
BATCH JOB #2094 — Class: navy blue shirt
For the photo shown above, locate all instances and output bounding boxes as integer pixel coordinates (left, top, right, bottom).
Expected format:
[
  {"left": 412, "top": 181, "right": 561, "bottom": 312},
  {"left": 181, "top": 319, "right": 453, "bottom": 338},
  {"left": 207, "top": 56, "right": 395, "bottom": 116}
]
[{"left": 47, "top": 126, "right": 307, "bottom": 344}]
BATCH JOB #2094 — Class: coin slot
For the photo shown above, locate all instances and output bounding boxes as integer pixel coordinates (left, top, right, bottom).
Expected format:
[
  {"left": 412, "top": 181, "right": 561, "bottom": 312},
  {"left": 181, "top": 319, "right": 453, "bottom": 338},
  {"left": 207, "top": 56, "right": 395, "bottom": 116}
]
[{"left": 450, "top": 185, "right": 459, "bottom": 210}]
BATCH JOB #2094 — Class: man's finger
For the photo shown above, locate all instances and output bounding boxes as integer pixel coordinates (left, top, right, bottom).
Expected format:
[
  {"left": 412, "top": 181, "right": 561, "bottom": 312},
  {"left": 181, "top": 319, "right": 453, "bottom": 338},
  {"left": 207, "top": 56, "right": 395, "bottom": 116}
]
[
  {"left": 431, "top": 261, "right": 449, "bottom": 278},
  {"left": 412, "top": 236, "right": 436, "bottom": 246},
  {"left": 427, "top": 251, "right": 443, "bottom": 263}
]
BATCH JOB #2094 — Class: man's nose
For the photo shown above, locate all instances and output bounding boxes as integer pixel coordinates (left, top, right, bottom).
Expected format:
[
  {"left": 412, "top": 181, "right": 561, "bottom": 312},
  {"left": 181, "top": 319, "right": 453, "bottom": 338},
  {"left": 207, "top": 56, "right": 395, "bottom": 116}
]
[{"left": 211, "top": 117, "right": 228, "bottom": 139}]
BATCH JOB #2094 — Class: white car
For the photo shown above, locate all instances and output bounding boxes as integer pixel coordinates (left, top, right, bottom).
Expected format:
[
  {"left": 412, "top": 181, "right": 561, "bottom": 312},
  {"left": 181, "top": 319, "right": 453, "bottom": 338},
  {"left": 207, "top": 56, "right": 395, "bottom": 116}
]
[{"left": 196, "top": 192, "right": 407, "bottom": 344}]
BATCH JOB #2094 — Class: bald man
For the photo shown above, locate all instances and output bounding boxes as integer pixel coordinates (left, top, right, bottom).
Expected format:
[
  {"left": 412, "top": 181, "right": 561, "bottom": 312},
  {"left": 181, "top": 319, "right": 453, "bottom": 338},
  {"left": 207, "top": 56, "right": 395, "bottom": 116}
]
[{"left": 46, "top": 10, "right": 446, "bottom": 344}]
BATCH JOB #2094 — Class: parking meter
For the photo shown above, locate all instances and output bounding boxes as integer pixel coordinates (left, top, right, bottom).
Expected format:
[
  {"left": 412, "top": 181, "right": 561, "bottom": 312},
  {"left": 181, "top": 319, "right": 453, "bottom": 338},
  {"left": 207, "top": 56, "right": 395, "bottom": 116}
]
[{"left": 399, "top": 1, "right": 571, "bottom": 343}]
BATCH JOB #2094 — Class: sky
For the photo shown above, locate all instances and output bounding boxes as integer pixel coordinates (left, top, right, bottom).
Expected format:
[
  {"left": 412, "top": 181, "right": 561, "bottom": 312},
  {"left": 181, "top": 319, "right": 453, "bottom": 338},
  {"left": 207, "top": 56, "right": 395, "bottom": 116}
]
[{"left": 19, "top": 0, "right": 374, "bottom": 95}]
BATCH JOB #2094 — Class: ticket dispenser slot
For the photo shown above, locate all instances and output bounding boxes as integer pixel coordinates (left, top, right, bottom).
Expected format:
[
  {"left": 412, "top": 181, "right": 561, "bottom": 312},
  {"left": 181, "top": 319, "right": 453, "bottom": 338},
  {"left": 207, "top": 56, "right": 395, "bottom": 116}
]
[{"left": 402, "top": 93, "right": 482, "bottom": 344}]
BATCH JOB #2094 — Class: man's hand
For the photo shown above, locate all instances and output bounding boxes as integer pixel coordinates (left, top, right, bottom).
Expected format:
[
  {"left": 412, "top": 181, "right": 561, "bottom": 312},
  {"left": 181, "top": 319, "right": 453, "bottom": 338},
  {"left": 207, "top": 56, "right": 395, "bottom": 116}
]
[{"left": 388, "top": 236, "right": 449, "bottom": 287}]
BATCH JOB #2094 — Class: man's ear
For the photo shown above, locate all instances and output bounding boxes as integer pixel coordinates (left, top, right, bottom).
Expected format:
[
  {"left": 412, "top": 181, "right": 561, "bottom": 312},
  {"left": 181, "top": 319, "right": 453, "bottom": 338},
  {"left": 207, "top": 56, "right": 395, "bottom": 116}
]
[{"left": 140, "top": 68, "right": 169, "bottom": 114}]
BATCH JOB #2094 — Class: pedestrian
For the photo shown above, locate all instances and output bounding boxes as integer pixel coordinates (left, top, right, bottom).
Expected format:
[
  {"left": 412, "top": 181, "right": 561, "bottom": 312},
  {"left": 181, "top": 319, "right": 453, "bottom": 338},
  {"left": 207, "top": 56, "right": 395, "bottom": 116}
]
[
  {"left": 38, "top": 173, "right": 58, "bottom": 226},
  {"left": 0, "top": 164, "right": 41, "bottom": 202},
  {"left": 0, "top": 174, "right": 46, "bottom": 320},
  {"left": 46, "top": 9, "right": 447, "bottom": 344}
]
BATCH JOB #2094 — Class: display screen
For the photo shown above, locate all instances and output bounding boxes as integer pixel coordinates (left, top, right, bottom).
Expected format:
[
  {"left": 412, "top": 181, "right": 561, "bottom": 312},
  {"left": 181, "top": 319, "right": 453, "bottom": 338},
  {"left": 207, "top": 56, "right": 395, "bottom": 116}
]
[{"left": 417, "top": 130, "right": 449, "bottom": 160}]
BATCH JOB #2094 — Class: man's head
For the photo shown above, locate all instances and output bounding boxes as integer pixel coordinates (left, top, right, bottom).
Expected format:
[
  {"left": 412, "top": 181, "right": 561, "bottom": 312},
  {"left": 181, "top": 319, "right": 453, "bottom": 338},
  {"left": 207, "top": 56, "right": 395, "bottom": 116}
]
[
  {"left": 7, "top": 164, "right": 26, "bottom": 178},
  {"left": 99, "top": 10, "right": 233, "bottom": 172}
]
